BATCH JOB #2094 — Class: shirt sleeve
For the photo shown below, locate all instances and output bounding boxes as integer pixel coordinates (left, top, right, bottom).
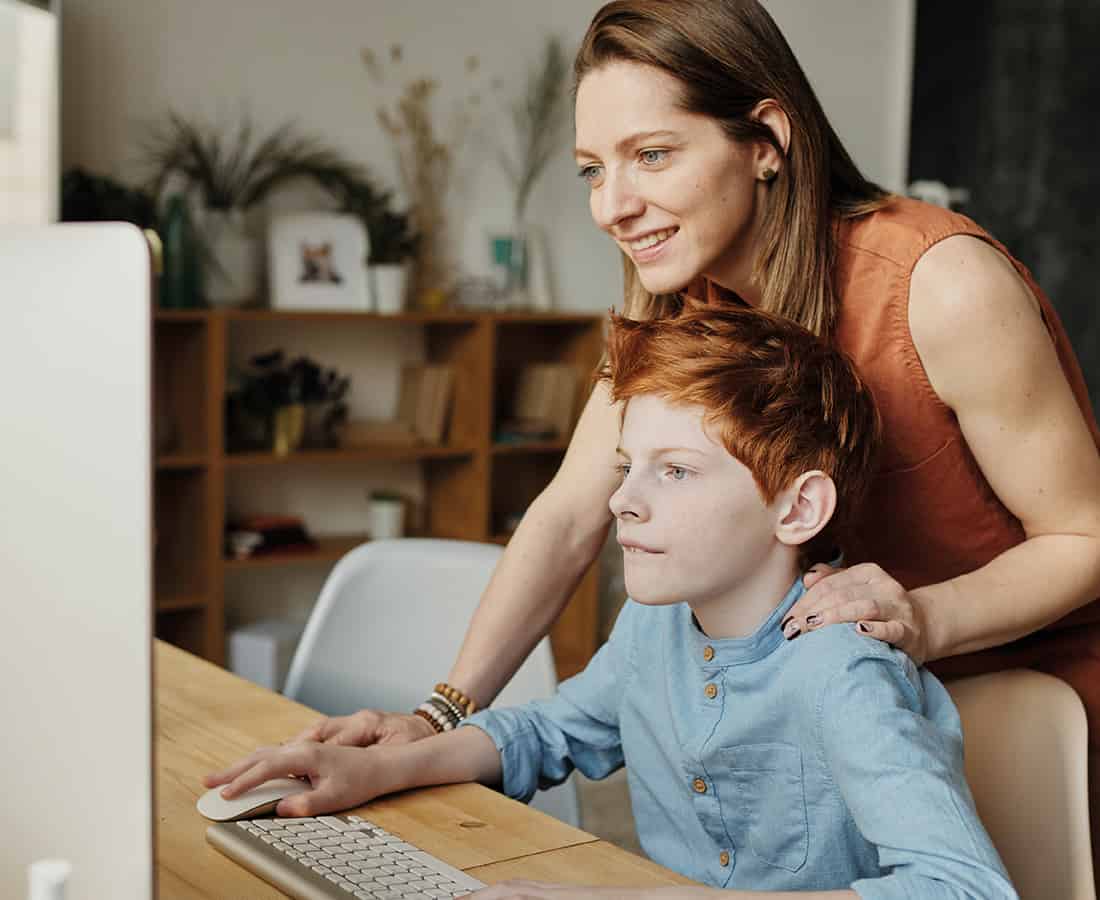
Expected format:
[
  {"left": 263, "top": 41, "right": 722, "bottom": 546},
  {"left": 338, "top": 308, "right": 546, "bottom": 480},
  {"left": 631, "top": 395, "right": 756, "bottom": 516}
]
[
  {"left": 819, "top": 650, "right": 1018, "bottom": 900},
  {"left": 461, "top": 599, "right": 638, "bottom": 804}
]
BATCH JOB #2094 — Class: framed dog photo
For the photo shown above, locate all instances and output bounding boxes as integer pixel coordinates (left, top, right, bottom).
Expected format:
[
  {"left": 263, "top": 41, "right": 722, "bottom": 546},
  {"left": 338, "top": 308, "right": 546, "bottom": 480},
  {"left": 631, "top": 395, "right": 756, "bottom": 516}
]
[{"left": 268, "top": 212, "right": 371, "bottom": 311}]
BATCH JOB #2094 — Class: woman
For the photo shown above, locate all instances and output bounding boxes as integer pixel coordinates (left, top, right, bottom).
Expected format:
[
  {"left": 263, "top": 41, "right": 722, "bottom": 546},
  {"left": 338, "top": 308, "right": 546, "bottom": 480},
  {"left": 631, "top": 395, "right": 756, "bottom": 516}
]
[{"left": 301, "top": 0, "right": 1100, "bottom": 860}]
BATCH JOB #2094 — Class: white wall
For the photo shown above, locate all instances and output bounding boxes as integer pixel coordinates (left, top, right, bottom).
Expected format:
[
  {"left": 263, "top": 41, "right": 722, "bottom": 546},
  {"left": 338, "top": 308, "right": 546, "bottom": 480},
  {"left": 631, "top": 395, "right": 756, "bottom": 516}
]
[
  {"left": 61, "top": 0, "right": 914, "bottom": 315},
  {"left": 59, "top": 0, "right": 914, "bottom": 633}
]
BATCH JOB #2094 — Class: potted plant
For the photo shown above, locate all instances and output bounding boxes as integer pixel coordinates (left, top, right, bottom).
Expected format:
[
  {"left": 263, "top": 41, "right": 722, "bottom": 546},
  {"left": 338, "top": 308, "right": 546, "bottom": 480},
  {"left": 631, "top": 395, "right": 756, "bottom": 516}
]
[
  {"left": 227, "top": 350, "right": 350, "bottom": 455},
  {"left": 141, "top": 113, "right": 382, "bottom": 308},
  {"left": 343, "top": 181, "right": 418, "bottom": 313}
]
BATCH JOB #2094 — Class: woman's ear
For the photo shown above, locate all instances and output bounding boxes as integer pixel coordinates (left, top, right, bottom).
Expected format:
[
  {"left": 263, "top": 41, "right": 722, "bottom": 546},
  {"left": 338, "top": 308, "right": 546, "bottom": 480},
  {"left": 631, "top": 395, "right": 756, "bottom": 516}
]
[
  {"left": 750, "top": 99, "right": 791, "bottom": 177},
  {"left": 775, "top": 471, "right": 836, "bottom": 548}
]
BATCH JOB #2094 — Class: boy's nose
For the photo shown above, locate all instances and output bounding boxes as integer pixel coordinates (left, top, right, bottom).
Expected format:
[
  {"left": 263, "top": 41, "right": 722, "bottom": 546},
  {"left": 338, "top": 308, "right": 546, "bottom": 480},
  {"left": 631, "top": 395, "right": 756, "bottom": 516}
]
[{"left": 609, "top": 480, "right": 646, "bottom": 521}]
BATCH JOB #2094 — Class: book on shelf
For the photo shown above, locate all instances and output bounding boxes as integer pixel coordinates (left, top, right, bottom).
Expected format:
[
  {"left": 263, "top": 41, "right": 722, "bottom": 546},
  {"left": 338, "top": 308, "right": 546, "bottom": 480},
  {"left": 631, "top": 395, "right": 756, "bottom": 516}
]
[{"left": 342, "top": 364, "right": 454, "bottom": 448}]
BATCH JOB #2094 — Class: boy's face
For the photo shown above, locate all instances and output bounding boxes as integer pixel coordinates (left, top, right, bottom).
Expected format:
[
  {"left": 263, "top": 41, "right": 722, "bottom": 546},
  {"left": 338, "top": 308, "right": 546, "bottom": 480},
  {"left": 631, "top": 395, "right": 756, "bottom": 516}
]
[{"left": 610, "top": 395, "right": 784, "bottom": 612}]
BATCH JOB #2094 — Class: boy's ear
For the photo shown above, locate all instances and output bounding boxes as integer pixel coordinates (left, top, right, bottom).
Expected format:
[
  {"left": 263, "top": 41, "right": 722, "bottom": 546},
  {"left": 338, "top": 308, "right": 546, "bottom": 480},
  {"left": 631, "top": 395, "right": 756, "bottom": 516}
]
[{"left": 774, "top": 471, "right": 836, "bottom": 547}]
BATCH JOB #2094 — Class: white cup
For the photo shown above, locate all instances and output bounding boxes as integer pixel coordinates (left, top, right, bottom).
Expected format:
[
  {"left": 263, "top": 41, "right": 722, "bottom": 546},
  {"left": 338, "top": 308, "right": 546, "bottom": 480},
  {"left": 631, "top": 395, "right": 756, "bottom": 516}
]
[{"left": 367, "top": 496, "right": 405, "bottom": 540}]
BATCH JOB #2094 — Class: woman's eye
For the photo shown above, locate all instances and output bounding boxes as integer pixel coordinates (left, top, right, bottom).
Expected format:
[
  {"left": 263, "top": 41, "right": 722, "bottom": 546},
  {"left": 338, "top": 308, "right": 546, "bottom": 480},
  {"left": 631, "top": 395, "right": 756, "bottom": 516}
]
[
  {"left": 640, "top": 149, "right": 668, "bottom": 166},
  {"left": 616, "top": 463, "right": 631, "bottom": 477},
  {"left": 578, "top": 164, "right": 603, "bottom": 185}
]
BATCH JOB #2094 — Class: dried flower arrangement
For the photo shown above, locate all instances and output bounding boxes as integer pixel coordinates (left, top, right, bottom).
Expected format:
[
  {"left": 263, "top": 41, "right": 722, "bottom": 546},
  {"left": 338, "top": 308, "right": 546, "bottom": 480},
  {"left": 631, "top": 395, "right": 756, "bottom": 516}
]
[{"left": 362, "top": 45, "right": 482, "bottom": 309}]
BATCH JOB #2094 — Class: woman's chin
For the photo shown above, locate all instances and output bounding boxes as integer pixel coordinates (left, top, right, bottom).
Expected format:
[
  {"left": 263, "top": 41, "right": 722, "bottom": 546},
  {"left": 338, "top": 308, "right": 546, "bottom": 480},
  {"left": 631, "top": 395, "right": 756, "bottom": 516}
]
[{"left": 634, "top": 265, "right": 695, "bottom": 297}]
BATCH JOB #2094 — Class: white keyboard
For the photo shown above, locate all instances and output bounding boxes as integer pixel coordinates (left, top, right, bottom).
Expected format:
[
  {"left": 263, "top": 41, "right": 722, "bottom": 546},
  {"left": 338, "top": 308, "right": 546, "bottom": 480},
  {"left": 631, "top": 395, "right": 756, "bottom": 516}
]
[{"left": 206, "top": 813, "right": 485, "bottom": 899}]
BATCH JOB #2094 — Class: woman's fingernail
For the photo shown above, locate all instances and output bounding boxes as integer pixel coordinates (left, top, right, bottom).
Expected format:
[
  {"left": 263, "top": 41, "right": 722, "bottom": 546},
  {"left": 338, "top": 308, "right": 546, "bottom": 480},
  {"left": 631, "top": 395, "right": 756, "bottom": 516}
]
[
  {"left": 781, "top": 615, "right": 794, "bottom": 631},
  {"left": 805, "top": 614, "right": 820, "bottom": 626},
  {"left": 783, "top": 620, "right": 801, "bottom": 639},
  {"left": 858, "top": 622, "right": 872, "bottom": 634}
]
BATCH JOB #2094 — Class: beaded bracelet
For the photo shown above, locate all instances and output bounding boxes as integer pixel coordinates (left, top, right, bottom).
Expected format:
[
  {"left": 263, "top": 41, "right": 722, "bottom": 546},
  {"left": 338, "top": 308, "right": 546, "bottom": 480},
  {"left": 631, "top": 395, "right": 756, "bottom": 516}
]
[
  {"left": 425, "top": 696, "right": 461, "bottom": 729},
  {"left": 434, "top": 682, "right": 478, "bottom": 716},
  {"left": 416, "top": 701, "right": 455, "bottom": 732},
  {"left": 431, "top": 691, "right": 466, "bottom": 724},
  {"left": 413, "top": 707, "right": 444, "bottom": 734}
]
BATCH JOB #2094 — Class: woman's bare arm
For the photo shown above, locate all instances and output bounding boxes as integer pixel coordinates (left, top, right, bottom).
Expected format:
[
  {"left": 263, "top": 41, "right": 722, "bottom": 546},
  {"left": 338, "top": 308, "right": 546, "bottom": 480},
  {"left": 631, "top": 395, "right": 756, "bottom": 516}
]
[
  {"left": 790, "top": 234, "right": 1100, "bottom": 662},
  {"left": 908, "top": 235, "right": 1100, "bottom": 659},
  {"left": 449, "top": 379, "right": 624, "bottom": 707}
]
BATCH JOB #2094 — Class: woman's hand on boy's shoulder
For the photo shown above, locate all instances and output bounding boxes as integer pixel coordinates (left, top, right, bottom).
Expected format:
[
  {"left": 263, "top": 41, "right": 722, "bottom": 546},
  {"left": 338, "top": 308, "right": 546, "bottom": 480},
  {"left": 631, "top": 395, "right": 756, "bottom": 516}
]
[{"left": 786, "top": 563, "right": 930, "bottom": 664}]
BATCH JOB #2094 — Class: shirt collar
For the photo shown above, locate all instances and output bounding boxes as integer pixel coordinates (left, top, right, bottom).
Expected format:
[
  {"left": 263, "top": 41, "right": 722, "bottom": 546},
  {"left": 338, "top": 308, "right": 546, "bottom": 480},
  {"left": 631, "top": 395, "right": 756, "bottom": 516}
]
[{"left": 687, "top": 576, "right": 805, "bottom": 667}]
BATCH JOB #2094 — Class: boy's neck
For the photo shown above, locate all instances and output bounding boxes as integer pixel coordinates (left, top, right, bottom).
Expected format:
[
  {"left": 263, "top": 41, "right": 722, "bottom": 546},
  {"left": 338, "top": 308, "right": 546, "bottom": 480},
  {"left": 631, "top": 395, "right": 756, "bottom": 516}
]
[{"left": 690, "top": 547, "right": 802, "bottom": 639}]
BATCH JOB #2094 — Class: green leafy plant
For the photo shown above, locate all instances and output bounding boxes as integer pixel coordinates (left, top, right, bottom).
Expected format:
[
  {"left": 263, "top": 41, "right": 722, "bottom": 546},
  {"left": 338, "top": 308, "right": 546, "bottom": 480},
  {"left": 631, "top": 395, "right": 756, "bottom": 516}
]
[
  {"left": 227, "top": 350, "right": 351, "bottom": 450},
  {"left": 141, "top": 112, "right": 369, "bottom": 211}
]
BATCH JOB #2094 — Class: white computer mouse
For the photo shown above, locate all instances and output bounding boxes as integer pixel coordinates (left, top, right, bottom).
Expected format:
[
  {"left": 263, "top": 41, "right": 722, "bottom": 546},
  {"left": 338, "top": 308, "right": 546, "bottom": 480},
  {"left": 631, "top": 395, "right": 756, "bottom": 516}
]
[{"left": 196, "top": 777, "right": 306, "bottom": 821}]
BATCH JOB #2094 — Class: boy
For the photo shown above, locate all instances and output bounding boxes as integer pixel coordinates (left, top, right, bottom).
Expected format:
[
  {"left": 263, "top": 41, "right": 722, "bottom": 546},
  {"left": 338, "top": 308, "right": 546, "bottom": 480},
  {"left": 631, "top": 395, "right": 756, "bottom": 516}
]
[{"left": 208, "top": 305, "right": 1016, "bottom": 898}]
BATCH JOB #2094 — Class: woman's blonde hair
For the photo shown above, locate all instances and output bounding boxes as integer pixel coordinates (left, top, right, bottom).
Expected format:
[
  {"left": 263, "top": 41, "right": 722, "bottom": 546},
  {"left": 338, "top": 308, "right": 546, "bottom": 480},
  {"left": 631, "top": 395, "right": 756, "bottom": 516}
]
[{"left": 575, "top": 0, "right": 891, "bottom": 338}]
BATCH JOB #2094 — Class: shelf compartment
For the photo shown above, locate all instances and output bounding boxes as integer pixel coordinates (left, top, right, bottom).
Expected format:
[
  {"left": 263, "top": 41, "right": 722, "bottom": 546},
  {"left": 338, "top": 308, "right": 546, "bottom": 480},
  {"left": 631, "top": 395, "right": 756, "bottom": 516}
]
[
  {"left": 156, "top": 592, "right": 209, "bottom": 612},
  {"left": 224, "top": 534, "right": 368, "bottom": 569},
  {"left": 221, "top": 309, "right": 481, "bottom": 325},
  {"left": 156, "top": 453, "right": 208, "bottom": 470},
  {"left": 223, "top": 444, "right": 478, "bottom": 467},
  {"left": 154, "top": 318, "right": 210, "bottom": 456},
  {"left": 155, "top": 468, "right": 211, "bottom": 600}
]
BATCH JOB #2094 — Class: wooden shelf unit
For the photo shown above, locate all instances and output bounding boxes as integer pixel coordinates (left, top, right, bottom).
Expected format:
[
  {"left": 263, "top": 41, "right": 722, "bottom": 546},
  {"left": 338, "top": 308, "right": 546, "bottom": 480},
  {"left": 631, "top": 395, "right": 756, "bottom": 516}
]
[{"left": 152, "top": 308, "right": 604, "bottom": 680}]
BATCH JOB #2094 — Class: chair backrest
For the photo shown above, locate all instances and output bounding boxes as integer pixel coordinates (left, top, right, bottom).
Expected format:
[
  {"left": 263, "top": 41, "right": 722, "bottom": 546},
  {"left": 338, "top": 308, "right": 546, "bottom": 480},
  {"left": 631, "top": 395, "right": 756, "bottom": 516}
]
[
  {"left": 284, "top": 538, "right": 581, "bottom": 827},
  {"left": 946, "top": 669, "right": 1095, "bottom": 900}
]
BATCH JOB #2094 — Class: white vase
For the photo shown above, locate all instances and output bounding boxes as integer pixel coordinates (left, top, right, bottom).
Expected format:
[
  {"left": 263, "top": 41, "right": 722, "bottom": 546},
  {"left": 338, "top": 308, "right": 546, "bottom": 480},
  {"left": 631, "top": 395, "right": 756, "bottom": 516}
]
[
  {"left": 369, "top": 262, "right": 409, "bottom": 314},
  {"left": 524, "top": 223, "right": 554, "bottom": 311},
  {"left": 367, "top": 496, "right": 405, "bottom": 540},
  {"left": 203, "top": 207, "right": 259, "bottom": 307}
]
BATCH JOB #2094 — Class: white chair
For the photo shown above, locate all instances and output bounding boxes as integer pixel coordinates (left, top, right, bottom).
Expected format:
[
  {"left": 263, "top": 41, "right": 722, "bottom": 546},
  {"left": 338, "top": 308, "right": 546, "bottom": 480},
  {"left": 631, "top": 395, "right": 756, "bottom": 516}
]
[
  {"left": 284, "top": 538, "right": 582, "bottom": 827},
  {"left": 946, "top": 669, "right": 1095, "bottom": 900}
]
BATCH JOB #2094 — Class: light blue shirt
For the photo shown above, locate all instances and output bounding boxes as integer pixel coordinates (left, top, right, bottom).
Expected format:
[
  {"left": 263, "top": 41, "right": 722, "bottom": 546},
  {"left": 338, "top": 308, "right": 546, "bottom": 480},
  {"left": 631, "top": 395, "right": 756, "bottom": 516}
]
[{"left": 465, "top": 579, "right": 1016, "bottom": 898}]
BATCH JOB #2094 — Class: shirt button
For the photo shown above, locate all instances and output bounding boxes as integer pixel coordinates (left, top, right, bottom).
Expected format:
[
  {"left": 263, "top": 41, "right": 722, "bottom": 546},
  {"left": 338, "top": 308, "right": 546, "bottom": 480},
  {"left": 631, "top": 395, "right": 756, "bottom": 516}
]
[
  {"left": 719, "top": 850, "right": 730, "bottom": 867},
  {"left": 703, "top": 645, "right": 715, "bottom": 662},
  {"left": 704, "top": 683, "right": 718, "bottom": 699},
  {"left": 692, "top": 777, "right": 707, "bottom": 794}
]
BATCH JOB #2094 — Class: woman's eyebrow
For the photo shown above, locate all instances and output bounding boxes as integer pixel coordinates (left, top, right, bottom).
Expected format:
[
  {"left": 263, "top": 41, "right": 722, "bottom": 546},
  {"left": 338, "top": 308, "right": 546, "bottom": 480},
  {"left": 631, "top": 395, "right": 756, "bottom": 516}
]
[{"left": 575, "top": 130, "right": 680, "bottom": 160}]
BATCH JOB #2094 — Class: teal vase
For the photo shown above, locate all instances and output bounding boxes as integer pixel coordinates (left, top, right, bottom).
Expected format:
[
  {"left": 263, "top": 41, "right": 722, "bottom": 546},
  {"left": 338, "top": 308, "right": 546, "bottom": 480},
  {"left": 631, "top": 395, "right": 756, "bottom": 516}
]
[{"left": 159, "top": 194, "right": 202, "bottom": 309}]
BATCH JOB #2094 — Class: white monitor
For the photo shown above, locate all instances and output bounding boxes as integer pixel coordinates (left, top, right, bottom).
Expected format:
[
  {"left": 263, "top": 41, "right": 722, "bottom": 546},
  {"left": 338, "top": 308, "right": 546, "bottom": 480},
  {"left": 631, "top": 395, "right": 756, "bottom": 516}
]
[
  {"left": 0, "top": 223, "right": 154, "bottom": 899},
  {"left": 0, "top": 0, "right": 60, "bottom": 225}
]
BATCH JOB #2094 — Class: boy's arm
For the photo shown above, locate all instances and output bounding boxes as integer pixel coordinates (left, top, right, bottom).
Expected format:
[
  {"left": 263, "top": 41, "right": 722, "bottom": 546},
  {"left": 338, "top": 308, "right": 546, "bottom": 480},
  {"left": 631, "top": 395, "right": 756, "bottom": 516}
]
[
  {"left": 204, "top": 727, "right": 503, "bottom": 817},
  {"left": 818, "top": 650, "right": 1018, "bottom": 900}
]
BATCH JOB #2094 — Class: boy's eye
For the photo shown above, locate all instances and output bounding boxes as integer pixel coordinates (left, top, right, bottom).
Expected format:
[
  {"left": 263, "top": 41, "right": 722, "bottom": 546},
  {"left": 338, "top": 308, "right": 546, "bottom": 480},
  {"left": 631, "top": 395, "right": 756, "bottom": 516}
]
[
  {"left": 667, "top": 466, "right": 688, "bottom": 481},
  {"left": 578, "top": 164, "right": 603, "bottom": 185},
  {"left": 639, "top": 149, "right": 668, "bottom": 166}
]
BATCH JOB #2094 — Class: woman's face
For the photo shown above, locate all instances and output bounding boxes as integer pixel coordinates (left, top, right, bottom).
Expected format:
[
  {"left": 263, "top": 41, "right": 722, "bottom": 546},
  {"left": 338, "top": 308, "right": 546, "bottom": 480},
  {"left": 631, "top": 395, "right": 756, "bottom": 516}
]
[{"left": 575, "top": 61, "right": 765, "bottom": 296}]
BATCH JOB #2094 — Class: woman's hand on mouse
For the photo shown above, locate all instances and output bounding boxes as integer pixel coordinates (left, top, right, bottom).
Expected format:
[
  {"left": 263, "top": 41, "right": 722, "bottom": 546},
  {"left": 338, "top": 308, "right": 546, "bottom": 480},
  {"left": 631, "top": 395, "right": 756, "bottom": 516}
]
[
  {"left": 785, "top": 563, "right": 932, "bottom": 664},
  {"left": 203, "top": 741, "right": 398, "bottom": 817},
  {"left": 291, "top": 708, "right": 436, "bottom": 747}
]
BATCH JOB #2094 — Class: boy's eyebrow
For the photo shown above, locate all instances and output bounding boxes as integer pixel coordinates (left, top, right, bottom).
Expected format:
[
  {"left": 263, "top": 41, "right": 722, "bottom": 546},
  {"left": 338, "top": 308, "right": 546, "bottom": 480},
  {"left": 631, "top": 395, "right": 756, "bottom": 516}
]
[
  {"left": 615, "top": 446, "right": 706, "bottom": 458},
  {"left": 574, "top": 130, "right": 680, "bottom": 161}
]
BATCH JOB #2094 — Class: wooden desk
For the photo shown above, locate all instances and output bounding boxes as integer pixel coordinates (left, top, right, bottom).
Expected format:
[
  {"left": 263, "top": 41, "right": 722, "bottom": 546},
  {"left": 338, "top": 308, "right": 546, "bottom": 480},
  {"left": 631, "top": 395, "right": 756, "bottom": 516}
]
[{"left": 155, "top": 641, "right": 694, "bottom": 897}]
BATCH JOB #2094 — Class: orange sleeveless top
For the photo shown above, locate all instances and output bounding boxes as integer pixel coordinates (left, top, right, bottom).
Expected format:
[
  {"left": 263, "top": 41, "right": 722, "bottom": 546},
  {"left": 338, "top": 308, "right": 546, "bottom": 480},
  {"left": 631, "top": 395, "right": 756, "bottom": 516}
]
[{"left": 705, "top": 196, "right": 1100, "bottom": 625}]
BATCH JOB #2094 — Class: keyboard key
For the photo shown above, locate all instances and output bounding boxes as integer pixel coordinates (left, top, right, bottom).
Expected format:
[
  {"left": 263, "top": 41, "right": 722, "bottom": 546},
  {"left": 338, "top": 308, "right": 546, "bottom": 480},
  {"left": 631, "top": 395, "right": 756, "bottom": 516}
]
[{"left": 319, "top": 815, "right": 353, "bottom": 831}]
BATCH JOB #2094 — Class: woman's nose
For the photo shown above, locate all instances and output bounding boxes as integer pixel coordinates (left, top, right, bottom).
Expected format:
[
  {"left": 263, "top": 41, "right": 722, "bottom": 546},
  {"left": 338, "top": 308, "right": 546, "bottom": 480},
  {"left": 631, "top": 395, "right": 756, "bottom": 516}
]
[{"left": 592, "top": 170, "right": 645, "bottom": 232}]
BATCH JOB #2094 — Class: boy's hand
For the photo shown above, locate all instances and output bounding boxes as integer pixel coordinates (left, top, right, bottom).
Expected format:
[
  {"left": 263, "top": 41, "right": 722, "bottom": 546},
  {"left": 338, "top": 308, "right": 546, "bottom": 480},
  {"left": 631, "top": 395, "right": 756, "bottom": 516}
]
[
  {"left": 203, "top": 741, "right": 398, "bottom": 817},
  {"left": 788, "top": 563, "right": 930, "bottom": 664},
  {"left": 292, "top": 708, "right": 436, "bottom": 746}
]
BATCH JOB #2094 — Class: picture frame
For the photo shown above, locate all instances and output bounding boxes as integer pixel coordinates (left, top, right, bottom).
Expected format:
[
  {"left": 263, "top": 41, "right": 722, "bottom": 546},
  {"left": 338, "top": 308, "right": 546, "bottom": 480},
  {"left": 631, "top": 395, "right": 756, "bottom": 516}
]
[{"left": 267, "top": 211, "right": 371, "bottom": 312}]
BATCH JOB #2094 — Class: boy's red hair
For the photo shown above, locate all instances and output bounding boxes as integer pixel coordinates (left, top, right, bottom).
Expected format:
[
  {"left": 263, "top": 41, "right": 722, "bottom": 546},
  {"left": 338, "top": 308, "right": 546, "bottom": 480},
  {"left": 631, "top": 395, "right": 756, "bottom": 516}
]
[{"left": 602, "top": 301, "right": 881, "bottom": 565}]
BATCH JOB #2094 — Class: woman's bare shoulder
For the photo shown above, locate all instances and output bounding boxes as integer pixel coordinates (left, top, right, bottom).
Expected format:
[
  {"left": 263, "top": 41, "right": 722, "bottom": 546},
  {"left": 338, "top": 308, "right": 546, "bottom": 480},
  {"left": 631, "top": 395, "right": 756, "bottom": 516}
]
[{"left": 908, "top": 234, "right": 1047, "bottom": 407}]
